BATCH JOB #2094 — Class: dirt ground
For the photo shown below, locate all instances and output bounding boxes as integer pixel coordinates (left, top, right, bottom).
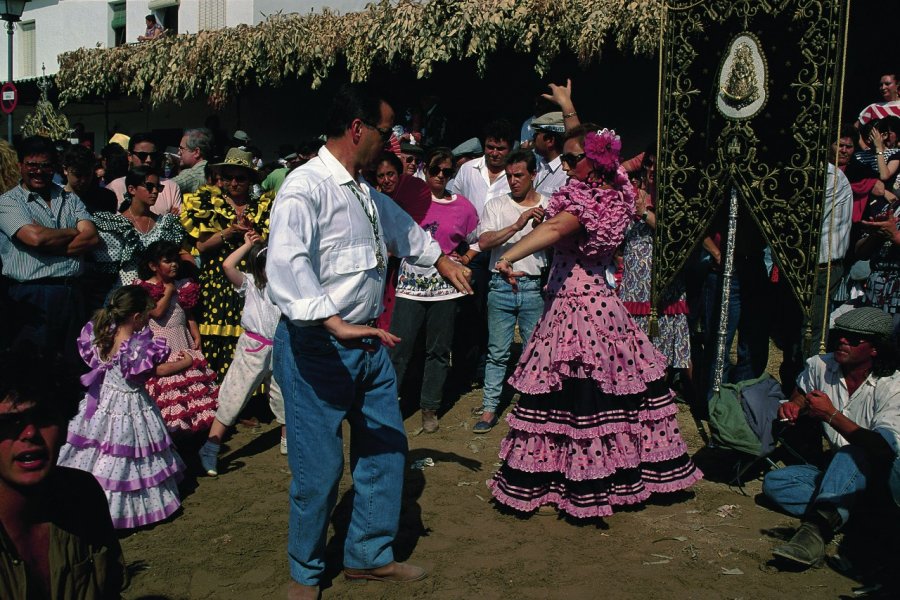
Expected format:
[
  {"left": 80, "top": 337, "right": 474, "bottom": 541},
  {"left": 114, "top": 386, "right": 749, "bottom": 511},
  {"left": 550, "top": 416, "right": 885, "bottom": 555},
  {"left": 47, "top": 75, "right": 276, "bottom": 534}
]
[{"left": 119, "top": 361, "right": 899, "bottom": 600}]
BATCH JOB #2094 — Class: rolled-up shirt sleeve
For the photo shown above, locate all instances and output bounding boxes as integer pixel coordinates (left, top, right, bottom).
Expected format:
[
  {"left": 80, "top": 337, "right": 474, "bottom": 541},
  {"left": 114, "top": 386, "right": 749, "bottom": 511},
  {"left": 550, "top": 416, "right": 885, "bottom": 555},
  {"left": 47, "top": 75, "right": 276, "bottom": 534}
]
[
  {"left": 872, "top": 380, "right": 900, "bottom": 455},
  {"left": 373, "top": 189, "right": 441, "bottom": 268},
  {"left": 266, "top": 187, "right": 339, "bottom": 322}
]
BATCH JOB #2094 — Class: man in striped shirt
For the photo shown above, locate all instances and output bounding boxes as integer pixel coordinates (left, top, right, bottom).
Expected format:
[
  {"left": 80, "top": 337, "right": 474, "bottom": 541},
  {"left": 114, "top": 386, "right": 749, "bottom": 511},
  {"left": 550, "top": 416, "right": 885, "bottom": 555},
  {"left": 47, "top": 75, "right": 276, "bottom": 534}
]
[{"left": 0, "top": 136, "right": 97, "bottom": 364}]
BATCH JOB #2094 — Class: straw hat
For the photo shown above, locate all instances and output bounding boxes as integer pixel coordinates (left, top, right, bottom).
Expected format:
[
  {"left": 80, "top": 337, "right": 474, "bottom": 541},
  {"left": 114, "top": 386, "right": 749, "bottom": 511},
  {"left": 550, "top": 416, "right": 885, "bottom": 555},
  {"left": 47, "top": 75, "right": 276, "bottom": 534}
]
[{"left": 215, "top": 147, "right": 258, "bottom": 180}]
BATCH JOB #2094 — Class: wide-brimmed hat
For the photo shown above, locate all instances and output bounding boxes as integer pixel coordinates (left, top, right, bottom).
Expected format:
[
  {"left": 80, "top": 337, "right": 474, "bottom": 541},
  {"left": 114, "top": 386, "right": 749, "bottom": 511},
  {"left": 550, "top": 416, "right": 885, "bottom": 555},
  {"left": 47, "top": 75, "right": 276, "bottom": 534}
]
[
  {"left": 215, "top": 147, "right": 258, "bottom": 180},
  {"left": 833, "top": 307, "right": 894, "bottom": 341}
]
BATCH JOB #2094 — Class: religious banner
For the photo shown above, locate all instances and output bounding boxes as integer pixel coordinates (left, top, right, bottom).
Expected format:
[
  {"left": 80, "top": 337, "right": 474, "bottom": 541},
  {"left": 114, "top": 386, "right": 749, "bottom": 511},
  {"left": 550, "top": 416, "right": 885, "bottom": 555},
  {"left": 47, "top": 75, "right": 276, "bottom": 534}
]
[{"left": 653, "top": 0, "right": 850, "bottom": 323}]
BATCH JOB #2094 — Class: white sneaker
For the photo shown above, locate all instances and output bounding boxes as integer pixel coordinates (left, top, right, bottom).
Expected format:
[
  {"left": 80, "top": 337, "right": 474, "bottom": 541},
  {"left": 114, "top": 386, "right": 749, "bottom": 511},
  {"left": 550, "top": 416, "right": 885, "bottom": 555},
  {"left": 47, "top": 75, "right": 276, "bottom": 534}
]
[{"left": 280, "top": 435, "right": 288, "bottom": 455}]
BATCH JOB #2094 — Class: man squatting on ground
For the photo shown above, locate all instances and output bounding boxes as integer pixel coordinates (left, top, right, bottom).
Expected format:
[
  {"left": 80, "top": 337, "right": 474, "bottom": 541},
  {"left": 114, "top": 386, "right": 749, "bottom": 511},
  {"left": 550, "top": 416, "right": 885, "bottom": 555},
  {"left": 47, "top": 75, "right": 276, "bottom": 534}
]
[
  {"left": 762, "top": 307, "right": 900, "bottom": 567},
  {"left": 266, "top": 83, "right": 473, "bottom": 599}
]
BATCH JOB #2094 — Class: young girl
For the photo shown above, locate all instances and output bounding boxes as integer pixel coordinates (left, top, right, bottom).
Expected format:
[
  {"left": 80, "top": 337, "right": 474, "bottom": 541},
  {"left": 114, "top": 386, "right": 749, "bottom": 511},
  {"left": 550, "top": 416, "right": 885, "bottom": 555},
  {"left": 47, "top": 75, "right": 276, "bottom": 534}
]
[
  {"left": 57, "top": 285, "right": 191, "bottom": 529},
  {"left": 199, "top": 231, "right": 285, "bottom": 477},
  {"left": 137, "top": 241, "right": 219, "bottom": 435}
]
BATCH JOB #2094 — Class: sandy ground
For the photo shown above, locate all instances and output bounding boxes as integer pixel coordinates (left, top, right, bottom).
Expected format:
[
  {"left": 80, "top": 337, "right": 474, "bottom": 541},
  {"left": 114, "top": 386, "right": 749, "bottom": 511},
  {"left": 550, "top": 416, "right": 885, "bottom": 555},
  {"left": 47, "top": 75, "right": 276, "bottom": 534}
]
[{"left": 116, "top": 368, "right": 900, "bottom": 600}]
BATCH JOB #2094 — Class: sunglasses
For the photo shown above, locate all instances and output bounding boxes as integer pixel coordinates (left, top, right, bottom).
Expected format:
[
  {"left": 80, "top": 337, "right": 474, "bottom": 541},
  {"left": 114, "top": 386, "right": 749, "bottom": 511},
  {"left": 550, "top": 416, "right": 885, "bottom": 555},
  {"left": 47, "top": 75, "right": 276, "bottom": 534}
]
[
  {"left": 429, "top": 166, "right": 454, "bottom": 178},
  {"left": 403, "top": 155, "right": 418, "bottom": 164},
  {"left": 560, "top": 152, "right": 587, "bottom": 167},
  {"left": 835, "top": 332, "right": 871, "bottom": 347},
  {"left": 140, "top": 182, "right": 164, "bottom": 192},
  {"left": 223, "top": 174, "right": 249, "bottom": 183},
  {"left": 131, "top": 151, "right": 161, "bottom": 162},
  {"left": 23, "top": 161, "right": 55, "bottom": 172},
  {"left": 0, "top": 405, "right": 62, "bottom": 435},
  {"left": 361, "top": 121, "right": 392, "bottom": 142}
]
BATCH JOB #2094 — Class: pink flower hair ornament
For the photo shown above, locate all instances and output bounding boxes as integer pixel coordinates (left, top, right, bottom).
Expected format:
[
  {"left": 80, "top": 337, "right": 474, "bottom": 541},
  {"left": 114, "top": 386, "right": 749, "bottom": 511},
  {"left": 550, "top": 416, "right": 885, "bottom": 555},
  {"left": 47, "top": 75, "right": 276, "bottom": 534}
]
[{"left": 584, "top": 128, "right": 622, "bottom": 172}]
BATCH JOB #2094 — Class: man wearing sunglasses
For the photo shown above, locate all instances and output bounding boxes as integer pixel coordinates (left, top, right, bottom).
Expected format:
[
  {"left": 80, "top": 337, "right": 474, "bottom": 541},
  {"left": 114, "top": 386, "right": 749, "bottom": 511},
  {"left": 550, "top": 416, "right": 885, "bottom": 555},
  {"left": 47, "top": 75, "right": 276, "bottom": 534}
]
[
  {"left": 268, "top": 83, "right": 472, "bottom": 599},
  {"left": 0, "top": 136, "right": 97, "bottom": 366},
  {"left": 106, "top": 132, "right": 183, "bottom": 215},
  {"left": 530, "top": 111, "right": 569, "bottom": 196},
  {"left": 762, "top": 307, "right": 900, "bottom": 568}
]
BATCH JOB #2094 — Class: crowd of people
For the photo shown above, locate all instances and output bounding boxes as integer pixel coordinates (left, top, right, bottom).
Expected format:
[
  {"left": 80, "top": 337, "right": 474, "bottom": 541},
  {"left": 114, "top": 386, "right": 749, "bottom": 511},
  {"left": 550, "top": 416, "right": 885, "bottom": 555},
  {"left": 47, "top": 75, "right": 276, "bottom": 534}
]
[{"left": 0, "top": 74, "right": 898, "bottom": 598}]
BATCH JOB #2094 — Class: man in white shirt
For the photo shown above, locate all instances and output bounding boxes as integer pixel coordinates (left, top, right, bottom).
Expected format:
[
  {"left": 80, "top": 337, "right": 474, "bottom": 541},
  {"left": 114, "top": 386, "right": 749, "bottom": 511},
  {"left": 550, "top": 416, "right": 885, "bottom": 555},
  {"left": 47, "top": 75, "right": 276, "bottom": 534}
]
[
  {"left": 530, "top": 111, "right": 569, "bottom": 196},
  {"left": 447, "top": 120, "right": 516, "bottom": 387},
  {"left": 266, "top": 83, "right": 471, "bottom": 599},
  {"left": 763, "top": 307, "right": 900, "bottom": 568},
  {"left": 473, "top": 150, "right": 548, "bottom": 432},
  {"left": 105, "top": 133, "right": 182, "bottom": 215}
]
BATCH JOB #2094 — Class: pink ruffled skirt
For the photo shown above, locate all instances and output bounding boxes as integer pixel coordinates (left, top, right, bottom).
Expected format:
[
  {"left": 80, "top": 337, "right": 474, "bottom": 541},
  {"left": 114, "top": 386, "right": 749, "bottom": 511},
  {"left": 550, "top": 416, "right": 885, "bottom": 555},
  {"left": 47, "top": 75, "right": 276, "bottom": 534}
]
[
  {"left": 489, "top": 289, "right": 701, "bottom": 519},
  {"left": 146, "top": 350, "right": 219, "bottom": 435}
]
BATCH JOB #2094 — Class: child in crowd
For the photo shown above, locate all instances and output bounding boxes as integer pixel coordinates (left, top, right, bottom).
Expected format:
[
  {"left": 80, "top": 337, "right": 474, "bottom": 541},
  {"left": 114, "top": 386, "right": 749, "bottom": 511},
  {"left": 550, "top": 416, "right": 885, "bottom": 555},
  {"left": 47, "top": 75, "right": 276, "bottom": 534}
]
[
  {"left": 137, "top": 241, "right": 219, "bottom": 435},
  {"left": 199, "top": 232, "right": 285, "bottom": 476},
  {"left": 57, "top": 285, "right": 189, "bottom": 529}
]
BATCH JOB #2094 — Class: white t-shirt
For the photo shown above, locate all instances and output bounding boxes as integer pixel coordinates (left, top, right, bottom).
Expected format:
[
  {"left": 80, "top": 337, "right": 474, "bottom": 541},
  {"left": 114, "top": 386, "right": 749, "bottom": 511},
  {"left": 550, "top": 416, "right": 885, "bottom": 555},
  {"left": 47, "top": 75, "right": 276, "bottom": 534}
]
[
  {"left": 477, "top": 193, "right": 548, "bottom": 276},
  {"left": 237, "top": 273, "right": 282, "bottom": 338}
]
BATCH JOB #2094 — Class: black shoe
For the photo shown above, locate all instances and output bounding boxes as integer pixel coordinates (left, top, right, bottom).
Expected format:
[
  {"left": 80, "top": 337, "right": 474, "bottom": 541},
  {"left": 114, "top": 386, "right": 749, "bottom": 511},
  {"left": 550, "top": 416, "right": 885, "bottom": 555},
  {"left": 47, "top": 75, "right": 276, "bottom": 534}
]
[{"left": 772, "top": 522, "right": 825, "bottom": 567}]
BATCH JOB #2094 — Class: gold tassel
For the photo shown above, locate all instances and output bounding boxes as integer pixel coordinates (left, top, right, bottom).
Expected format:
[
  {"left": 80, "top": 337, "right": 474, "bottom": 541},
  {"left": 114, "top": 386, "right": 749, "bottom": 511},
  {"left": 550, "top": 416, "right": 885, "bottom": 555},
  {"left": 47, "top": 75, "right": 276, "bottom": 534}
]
[{"left": 649, "top": 307, "right": 660, "bottom": 338}]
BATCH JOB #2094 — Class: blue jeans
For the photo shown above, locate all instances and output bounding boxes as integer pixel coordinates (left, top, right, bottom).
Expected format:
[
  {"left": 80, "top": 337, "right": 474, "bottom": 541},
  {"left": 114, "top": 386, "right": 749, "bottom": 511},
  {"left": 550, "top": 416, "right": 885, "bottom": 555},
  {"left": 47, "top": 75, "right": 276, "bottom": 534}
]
[
  {"left": 762, "top": 445, "right": 873, "bottom": 526},
  {"left": 274, "top": 321, "right": 407, "bottom": 586},
  {"left": 482, "top": 274, "right": 544, "bottom": 413}
]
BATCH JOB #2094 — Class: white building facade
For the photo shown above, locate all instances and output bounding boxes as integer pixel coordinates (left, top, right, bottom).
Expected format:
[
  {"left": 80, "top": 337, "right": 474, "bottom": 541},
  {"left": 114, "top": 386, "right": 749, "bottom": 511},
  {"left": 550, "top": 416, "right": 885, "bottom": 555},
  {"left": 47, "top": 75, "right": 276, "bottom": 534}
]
[{"left": 1, "top": 0, "right": 369, "bottom": 80}]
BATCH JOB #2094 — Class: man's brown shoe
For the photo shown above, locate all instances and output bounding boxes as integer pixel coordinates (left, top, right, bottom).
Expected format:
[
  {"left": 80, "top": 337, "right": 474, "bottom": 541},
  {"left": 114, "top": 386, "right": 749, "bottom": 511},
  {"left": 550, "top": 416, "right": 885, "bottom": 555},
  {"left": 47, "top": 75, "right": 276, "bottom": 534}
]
[
  {"left": 421, "top": 410, "right": 439, "bottom": 433},
  {"left": 344, "top": 561, "right": 427, "bottom": 583}
]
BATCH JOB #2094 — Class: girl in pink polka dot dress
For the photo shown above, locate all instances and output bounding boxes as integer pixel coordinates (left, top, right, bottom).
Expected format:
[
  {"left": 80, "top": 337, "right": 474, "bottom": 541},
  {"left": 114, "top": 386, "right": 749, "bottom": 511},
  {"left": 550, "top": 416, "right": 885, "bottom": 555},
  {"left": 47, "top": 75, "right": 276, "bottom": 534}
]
[{"left": 488, "top": 127, "right": 701, "bottom": 519}]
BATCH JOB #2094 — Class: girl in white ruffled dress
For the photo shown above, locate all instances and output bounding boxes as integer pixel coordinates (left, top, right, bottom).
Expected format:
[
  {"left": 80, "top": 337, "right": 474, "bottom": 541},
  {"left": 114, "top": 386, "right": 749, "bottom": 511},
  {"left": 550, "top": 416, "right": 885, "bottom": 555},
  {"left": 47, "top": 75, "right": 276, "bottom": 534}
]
[{"left": 58, "top": 285, "right": 192, "bottom": 529}]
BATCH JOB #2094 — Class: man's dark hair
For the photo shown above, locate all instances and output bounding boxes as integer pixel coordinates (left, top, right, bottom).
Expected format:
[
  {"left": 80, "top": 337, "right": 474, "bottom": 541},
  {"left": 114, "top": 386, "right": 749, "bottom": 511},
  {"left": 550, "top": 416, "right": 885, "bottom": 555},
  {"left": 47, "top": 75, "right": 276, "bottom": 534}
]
[
  {"left": 128, "top": 132, "right": 158, "bottom": 153},
  {"left": 16, "top": 135, "right": 58, "bottom": 162},
  {"left": 536, "top": 129, "right": 564, "bottom": 152},
  {"left": 61, "top": 144, "right": 97, "bottom": 176},
  {"left": 483, "top": 119, "right": 516, "bottom": 146},
  {"left": 145, "top": 14, "right": 157, "bottom": 23},
  {"left": 101, "top": 144, "right": 130, "bottom": 182},
  {"left": 0, "top": 348, "right": 81, "bottom": 423},
  {"left": 839, "top": 123, "right": 857, "bottom": 141},
  {"left": 872, "top": 336, "right": 900, "bottom": 378},
  {"left": 324, "top": 83, "right": 385, "bottom": 139},
  {"left": 505, "top": 149, "right": 536, "bottom": 173},
  {"left": 182, "top": 127, "right": 213, "bottom": 160}
]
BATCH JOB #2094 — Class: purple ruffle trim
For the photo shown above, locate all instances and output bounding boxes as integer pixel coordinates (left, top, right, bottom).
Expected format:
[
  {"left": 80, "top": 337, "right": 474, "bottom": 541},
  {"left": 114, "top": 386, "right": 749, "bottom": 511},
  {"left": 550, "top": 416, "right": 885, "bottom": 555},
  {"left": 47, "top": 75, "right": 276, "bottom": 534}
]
[
  {"left": 93, "top": 461, "right": 182, "bottom": 493},
  {"left": 66, "top": 431, "right": 174, "bottom": 458},
  {"left": 109, "top": 496, "right": 181, "bottom": 530}
]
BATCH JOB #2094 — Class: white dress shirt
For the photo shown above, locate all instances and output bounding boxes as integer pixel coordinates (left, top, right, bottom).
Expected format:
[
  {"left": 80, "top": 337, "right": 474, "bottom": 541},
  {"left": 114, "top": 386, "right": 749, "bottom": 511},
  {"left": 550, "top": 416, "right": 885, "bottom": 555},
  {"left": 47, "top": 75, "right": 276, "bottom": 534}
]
[
  {"left": 267, "top": 146, "right": 442, "bottom": 325},
  {"left": 534, "top": 155, "right": 568, "bottom": 197},
  {"left": 447, "top": 156, "right": 510, "bottom": 217},
  {"left": 477, "top": 193, "right": 548, "bottom": 276},
  {"left": 819, "top": 163, "right": 852, "bottom": 263},
  {"left": 796, "top": 353, "right": 900, "bottom": 452}
]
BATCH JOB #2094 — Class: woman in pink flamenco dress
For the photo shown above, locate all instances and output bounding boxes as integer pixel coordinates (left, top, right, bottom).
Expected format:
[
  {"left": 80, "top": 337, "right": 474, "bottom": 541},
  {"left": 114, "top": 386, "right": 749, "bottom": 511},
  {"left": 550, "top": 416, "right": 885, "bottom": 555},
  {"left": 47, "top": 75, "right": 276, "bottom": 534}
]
[{"left": 488, "top": 126, "right": 702, "bottom": 518}]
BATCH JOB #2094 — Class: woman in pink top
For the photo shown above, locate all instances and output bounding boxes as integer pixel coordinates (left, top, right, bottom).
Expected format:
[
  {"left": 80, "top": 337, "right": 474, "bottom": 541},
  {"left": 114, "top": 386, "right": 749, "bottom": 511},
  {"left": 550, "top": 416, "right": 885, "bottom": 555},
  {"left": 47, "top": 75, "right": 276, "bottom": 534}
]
[{"left": 388, "top": 147, "right": 479, "bottom": 433}]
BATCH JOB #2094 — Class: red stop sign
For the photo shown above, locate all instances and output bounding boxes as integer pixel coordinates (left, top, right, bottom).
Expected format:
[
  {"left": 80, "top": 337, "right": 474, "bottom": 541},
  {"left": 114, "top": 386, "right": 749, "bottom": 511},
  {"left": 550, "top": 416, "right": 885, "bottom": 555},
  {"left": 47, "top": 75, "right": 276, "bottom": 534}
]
[{"left": 1, "top": 82, "right": 17, "bottom": 115}]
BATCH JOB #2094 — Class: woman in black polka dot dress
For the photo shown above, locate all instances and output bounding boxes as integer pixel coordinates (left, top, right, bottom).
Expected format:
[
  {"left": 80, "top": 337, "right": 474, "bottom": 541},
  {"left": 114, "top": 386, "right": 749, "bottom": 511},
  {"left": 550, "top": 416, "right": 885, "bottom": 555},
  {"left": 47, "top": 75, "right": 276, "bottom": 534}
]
[{"left": 488, "top": 126, "right": 701, "bottom": 518}]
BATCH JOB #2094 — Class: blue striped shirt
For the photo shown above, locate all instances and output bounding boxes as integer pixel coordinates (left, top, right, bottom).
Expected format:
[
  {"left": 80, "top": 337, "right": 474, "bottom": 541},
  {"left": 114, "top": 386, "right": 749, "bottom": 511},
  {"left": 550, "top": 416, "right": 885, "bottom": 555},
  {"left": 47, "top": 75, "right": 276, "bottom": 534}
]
[{"left": 0, "top": 183, "right": 93, "bottom": 281}]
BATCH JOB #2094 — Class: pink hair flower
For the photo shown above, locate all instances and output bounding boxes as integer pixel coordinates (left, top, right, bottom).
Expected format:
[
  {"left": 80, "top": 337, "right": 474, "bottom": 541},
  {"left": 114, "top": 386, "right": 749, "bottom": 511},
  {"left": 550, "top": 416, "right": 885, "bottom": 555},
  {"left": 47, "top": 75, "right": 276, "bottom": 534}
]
[{"left": 584, "top": 128, "right": 622, "bottom": 172}]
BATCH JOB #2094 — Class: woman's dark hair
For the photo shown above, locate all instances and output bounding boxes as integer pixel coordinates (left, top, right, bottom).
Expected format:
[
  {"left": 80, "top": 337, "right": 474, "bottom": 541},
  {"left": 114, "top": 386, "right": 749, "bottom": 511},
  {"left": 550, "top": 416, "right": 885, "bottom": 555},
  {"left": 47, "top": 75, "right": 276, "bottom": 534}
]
[
  {"left": 92, "top": 286, "right": 154, "bottom": 361},
  {"left": 377, "top": 152, "right": 403, "bottom": 174},
  {"left": 424, "top": 147, "right": 453, "bottom": 172},
  {"left": 62, "top": 144, "right": 98, "bottom": 177},
  {"left": 100, "top": 144, "right": 129, "bottom": 183},
  {"left": 872, "top": 336, "right": 900, "bottom": 378},
  {"left": 246, "top": 241, "right": 268, "bottom": 290},
  {"left": 121, "top": 165, "right": 160, "bottom": 211},
  {"left": 562, "top": 123, "right": 601, "bottom": 148},
  {"left": 138, "top": 240, "right": 181, "bottom": 280}
]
